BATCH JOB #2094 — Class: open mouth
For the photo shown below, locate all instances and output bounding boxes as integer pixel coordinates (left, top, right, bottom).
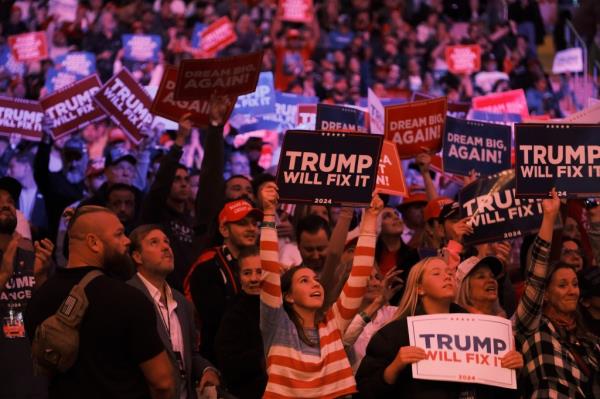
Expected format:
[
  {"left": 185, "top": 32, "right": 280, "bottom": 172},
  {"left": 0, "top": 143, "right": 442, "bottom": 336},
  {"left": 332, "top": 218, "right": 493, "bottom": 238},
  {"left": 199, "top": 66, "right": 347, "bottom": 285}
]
[
  {"left": 485, "top": 286, "right": 497, "bottom": 293},
  {"left": 310, "top": 291, "right": 322, "bottom": 298}
]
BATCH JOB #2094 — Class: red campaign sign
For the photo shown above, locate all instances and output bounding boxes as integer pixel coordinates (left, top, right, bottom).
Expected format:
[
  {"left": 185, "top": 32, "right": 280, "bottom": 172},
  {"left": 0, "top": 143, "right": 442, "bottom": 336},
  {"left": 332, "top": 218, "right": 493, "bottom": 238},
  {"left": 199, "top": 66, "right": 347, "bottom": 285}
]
[
  {"left": 445, "top": 45, "right": 481, "bottom": 74},
  {"left": 472, "top": 89, "right": 529, "bottom": 118},
  {"left": 151, "top": 66, "right": 236, "bottom": 125},
  {"left": 93, "top": 68, "right": 153, "bottom": 144},
  {"left": 199, "top": 16, "right": 238, "bottom": 56},
  {"left": 0, "top": 96, "right": 44, "bottom": 141},
  {"left": 414, "top": 92, "right": 471, "bottom": 119},
  {"left": 174, "top": 52, "right": 263, "bottom": 101},
  {"left": 8, "top": 32, "right": 48, "bottom": 62},
  {"left": 385, "top": 97, "right": 448, "bottom": 158},
  {"left": 377, "top": 140, "right": 408, "bottom": 196},
  {"left": 280, "top": 0, "right": 314, "bottom": 23},
  {"left": 40, "top": 74, "right": 105, "bottom": 140},
  {"left": 296, "top": 103, "right": 317, "bottom": 129}
]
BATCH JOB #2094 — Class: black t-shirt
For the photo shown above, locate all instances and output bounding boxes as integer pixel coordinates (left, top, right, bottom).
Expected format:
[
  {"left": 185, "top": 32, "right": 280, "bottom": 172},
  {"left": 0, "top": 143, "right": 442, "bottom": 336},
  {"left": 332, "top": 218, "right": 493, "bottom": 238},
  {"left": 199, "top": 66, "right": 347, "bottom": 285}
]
[
  {"left": 0, "top": 247, "right": 47, "bottom": 398},
  {"left": 24, "top": 267, "right": 165, "bottom": 399}
]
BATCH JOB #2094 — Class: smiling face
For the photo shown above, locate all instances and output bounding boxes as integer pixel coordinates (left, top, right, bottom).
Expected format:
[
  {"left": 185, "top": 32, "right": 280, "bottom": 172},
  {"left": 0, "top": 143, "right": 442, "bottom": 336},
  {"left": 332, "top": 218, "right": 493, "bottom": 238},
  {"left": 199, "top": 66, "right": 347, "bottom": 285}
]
[
  {"left": 221, "top": 216, "right": 259, "bottom": 250},
  {"left": 467, "top": 265, "right": 498, "bottom": 303},
  {"left": 285, "top": 267, "right": 325, "bottom": 311},
  {"left": 545, "top": 266, "right": 580, "bottom": 315}
]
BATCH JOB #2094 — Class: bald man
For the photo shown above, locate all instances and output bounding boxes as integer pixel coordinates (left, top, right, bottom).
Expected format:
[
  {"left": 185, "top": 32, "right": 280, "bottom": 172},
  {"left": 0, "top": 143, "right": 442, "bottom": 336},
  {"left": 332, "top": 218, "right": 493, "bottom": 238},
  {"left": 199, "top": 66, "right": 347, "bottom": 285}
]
[{"left": 25, "top": 206, "right": 176, "bottom": 399}]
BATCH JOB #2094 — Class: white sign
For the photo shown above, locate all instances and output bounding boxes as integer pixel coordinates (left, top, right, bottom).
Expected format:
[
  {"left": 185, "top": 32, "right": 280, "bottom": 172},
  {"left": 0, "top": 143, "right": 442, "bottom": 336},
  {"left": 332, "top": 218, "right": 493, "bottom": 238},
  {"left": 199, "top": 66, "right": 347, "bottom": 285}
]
[
  {"left": 368, "top": 88, "right": 384, "bottom": 135},
  {"left": 407, "top": 313, "right": 517, "bottom": 389},
  {"left": 552, "top": 48, "right": 583, "bottom": 74}
]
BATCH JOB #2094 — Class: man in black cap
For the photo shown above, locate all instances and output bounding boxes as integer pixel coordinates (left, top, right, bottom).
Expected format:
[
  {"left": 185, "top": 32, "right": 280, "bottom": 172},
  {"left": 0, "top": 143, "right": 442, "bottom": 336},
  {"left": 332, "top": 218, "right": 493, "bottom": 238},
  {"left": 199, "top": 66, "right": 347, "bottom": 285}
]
[
  {"left": 0, "top": 176, "right": 53, "bottom": 399},
  {"left": 34, "top": 119, "right": 88, "bottom": 242}
]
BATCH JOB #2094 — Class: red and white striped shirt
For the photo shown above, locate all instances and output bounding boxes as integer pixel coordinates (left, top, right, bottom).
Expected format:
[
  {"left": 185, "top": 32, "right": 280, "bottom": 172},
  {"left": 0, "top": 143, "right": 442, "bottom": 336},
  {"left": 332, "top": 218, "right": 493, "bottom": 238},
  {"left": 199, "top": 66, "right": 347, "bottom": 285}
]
[{"left": 260, "top": 226, "right": 376, "bottom": 399}]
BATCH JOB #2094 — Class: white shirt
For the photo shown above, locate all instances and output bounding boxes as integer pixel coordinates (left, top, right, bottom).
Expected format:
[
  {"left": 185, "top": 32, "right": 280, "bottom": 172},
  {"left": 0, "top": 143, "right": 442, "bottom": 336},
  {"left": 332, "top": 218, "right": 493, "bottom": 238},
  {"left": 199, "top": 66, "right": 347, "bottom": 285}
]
[
  {"left": 19, "top": 187, "right": 37, "bottom": 222},
  {"left": 137, "top": 273, "right": 187, "bottom": 399}
]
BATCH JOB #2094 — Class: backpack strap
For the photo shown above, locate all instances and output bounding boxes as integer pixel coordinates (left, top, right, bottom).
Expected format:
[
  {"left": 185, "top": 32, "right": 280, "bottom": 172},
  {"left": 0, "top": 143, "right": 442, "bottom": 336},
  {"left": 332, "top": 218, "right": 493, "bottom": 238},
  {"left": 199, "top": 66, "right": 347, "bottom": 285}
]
[{"left": 55, "top": 270, "right": 103, "bottom": 328}]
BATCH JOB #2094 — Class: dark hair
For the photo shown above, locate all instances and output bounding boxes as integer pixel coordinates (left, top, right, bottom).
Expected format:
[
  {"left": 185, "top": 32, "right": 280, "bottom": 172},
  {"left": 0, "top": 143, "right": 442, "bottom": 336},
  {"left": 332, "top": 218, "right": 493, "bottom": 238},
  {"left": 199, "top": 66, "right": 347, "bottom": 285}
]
[
  {"left": 548, "top": 261, "right": 578, "bottom": 283},
  {"left": 281, "top": 265, "right": 323, "bottom": 347},
  {"left": 295, "top": 214, "right": 331, "bottom": 245},
  {"left": 128, "top": 224, "right": 164, "bottom": 254},
  {"left": 238, "top": 245, "right": 260, "bottom": 264},
  {"left": 106, "top": 183, "right": 137, "bottom": 198},
  {"left": 251, "top": 173, "right": 276, "bottom": 197},
  {"left": 225, "top": 174, "right": 252, "bottom": 186}
]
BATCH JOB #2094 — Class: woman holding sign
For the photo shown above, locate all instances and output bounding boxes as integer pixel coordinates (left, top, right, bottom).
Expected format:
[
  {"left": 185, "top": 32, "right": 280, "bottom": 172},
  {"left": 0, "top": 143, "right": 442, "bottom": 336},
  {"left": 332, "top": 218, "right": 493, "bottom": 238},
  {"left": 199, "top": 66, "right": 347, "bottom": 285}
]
[
  {"left": 355, "top": 252, "right": 523, "bottom": 398},
  {"left": 258, "top": 182, "right": 380, "bottom": 399},
  {"left": 515, "top": 189, "right": 600, "bottom": 398}
]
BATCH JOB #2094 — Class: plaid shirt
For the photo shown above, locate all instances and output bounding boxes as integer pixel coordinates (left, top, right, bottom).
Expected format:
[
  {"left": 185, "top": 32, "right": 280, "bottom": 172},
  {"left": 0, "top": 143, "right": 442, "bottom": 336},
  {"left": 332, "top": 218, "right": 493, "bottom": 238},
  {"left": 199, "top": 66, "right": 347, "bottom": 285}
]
[{"left": 515, "top": 236, "right": 600, "bottom": 398}]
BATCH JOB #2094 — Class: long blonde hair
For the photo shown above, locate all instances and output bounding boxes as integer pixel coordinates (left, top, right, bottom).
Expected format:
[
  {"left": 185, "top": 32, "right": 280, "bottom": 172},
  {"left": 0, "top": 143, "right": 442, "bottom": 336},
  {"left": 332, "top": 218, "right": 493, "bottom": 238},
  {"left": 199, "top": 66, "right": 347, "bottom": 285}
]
[
  {"left": 391, "top": 257, "right": 447, "bottom": 321},
  {"left": 456, "top": 274, "right": 506, "bottom": 317}
]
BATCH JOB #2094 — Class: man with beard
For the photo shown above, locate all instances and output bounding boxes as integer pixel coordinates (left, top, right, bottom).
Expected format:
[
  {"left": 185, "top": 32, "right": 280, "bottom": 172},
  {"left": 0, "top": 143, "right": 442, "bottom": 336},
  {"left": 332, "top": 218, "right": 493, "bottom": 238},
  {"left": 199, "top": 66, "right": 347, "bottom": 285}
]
[
  {"left": 127, "top": 225, "right": 224, "bottom": 399},
  {"left": 0, "top": 176, "right": 53, "bottom": 399},
  {"left": 184, "top": 199, "right": 262, "bottom": 364},
  {"left": 34, "top": 118, "right": 88, "bottom": 242},
  {"left": 25, "top": 206, "right": 176, "bottom": 399}
]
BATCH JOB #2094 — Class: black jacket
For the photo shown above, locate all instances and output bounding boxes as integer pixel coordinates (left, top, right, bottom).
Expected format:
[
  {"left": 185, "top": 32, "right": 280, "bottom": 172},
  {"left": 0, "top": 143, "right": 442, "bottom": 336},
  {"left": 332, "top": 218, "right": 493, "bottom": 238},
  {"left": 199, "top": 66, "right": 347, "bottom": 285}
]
[{"left": 215, "top": 293, "right": 267, "bottom": 399}]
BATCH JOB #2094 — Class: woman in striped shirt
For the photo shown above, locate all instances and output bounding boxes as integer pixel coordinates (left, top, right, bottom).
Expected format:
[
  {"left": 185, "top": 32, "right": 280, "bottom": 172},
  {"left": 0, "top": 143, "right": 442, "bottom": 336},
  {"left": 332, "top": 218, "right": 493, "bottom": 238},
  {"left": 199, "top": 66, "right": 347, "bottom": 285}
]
[{"left": 258, "top": 182, "right": 380, "bottom": 399}]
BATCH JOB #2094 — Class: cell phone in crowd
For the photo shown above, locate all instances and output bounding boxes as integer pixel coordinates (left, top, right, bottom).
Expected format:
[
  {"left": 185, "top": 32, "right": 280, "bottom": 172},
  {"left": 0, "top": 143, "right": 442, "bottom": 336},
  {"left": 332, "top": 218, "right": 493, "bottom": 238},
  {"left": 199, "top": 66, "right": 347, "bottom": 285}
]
[{"left": 585, "top": 198, "right": 599, "bottom": 209}]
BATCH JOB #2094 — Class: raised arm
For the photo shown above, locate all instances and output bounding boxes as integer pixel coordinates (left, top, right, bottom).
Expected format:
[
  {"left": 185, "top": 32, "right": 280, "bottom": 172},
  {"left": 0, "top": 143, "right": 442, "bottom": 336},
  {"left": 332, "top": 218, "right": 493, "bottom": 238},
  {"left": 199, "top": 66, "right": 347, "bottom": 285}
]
[
  {"left": 259, "top": 182, "right": 283, "bottom": 309},
  {"left": 587, "top": 205, "right": 600, "bottom": 266},
  {"left": 195, "top": 97, "right": 230, "bottom": 233},
  {"left": 331, "top": 195, "right": 381, "bottom": 334},
  {"left": 321, "top": 207, "right": 354, "bottom": 307},
  {"left": 139, "top": 115, "right": 191, "bottom": 224},
  {"left": 512, "top": 188, "right": 560, "bottom": 336}
]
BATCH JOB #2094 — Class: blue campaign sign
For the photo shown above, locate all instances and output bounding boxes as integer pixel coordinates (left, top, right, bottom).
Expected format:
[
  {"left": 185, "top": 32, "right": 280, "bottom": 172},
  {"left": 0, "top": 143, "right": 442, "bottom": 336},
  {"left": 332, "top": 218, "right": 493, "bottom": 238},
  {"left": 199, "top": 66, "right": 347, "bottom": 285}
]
[
  {"left": 233, "top": 72, "right": 276, "bottom": 116},
  {"left": 0, "top": 45, "right": 24, "bottom": 76},
  {"left": 276, "top": 130, "right": 383, "bottom": 207},
  {"left": 44, "top": 68, "right": 83, "bottom": 94},
  {"left": 515, "top": 123, "right": 600, "bottom": 198},
  {"left": 122, "top": 34, "right": 162, "bottom": 62},
  {"left": 191, "top": 23, "right": 206, "bottom": 49},
  {"left": 266, "top": 91, "right": 318, "bottom": 132},
  {"left": 470, "top": 110, "right": 521, "bottom": 125},
  {"left": 237, "top": 117, "right": 280, "bottom": 134},
  {"left": 316, "top": 103, "right": 368, "bottom": 133},
  {"left": 459, "top": 170, "right": 545, "bottom": 245},
  {"left": 54, "top": 52, "right": 96, "bottom": 76},
  {"left": 443, "top": 117, "right": 511, "bottom": 177}
]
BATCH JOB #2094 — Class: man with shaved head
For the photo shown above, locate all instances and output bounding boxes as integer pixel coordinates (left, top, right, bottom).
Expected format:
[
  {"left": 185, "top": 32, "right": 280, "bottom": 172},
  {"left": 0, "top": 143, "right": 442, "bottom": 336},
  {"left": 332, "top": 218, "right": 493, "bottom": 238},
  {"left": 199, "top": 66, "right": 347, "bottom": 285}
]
[{"left": 25, "top": 206, "right": 177, "bottom": 399}]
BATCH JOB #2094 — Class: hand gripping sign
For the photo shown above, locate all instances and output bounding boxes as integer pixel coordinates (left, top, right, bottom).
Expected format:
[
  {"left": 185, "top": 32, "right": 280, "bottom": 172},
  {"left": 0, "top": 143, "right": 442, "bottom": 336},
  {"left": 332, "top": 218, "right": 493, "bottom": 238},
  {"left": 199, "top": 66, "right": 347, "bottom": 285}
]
[
  {"left": 276, "top": 130, "right": 383, "bottom": 207},
  {"left": 515, "top": 123, "right": 600, "bottom": 198},
  {"left": 150, "top": 66, "right": 235, "bottom": 125},
  {"left": 408, "top": 313, "right": 516, "bottom": 389},
  {"left": 174, "top": 51, "right": 263, "bottom": 101},
  {"left": 458, "top": 170, "right": 549, "bottom": 245},
  {"left": 94, "top": 68, "right": 154, "bottom": 144}
]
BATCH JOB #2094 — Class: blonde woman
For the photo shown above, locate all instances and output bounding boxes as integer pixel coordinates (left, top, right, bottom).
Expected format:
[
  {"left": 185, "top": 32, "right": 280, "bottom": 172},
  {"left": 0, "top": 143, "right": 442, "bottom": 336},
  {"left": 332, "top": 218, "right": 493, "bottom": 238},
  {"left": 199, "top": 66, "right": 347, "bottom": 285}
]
[{"left": 356, "top": 255, "right": 522, "bottom": 398}]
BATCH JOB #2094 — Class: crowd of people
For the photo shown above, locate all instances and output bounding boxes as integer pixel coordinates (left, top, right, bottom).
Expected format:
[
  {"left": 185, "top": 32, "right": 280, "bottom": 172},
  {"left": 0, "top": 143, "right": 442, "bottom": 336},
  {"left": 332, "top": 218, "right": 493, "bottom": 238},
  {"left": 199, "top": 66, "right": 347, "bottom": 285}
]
[{"left": 0, "top": 0, "right": 599, "bottom": 399}]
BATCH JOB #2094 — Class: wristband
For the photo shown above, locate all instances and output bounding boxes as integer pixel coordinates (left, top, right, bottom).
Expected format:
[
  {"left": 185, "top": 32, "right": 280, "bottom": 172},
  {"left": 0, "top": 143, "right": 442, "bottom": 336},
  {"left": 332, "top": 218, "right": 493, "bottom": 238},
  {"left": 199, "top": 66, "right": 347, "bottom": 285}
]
[
  {"left": 261, "top": 221, "right": 277, "bottom": 229},
  {"left": 358, "top": 311, "right": 371, "bottom": 324}
]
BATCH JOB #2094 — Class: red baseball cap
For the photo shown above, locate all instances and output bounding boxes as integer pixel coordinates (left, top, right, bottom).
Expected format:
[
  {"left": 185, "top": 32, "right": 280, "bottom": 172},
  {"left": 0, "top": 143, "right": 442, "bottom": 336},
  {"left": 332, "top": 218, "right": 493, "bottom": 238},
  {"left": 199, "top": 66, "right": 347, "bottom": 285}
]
[
  {"left": 219, "top": 200, "right": 263, "bottom": 224},
  {"left": 397, "top": 193, "right": 428, "bottom": 211},
  {"left": 424, "top": 197, "right": 453, "bottom": 222}
]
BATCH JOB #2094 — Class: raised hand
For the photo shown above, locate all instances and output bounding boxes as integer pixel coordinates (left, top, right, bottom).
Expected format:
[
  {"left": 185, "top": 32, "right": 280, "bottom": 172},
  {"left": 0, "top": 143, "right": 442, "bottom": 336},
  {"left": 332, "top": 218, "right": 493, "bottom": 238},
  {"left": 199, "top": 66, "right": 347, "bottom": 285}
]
[
  {"left": 175, "top": 112, "right": 193, "bottom": 147},
  {"left": 366, "top": 193, "right": 384, "bottom": 217},
  {"left": 208, "top": 95, "right": 233, "bottom": 127},
  {"left": 260, "top": 182, "right": 279, "bottom": 214},
  {"left": 542, "top": 188, "right": 560, "bottom": 219},
  {"left": 374, "top": 268, "right": 404, "bottom": 306},
  {"left": 448, "top": 217, "right": 474, "bottom": 243},
  {"left": 33, "top": 238, "right": 54, "bottom": 277}
]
